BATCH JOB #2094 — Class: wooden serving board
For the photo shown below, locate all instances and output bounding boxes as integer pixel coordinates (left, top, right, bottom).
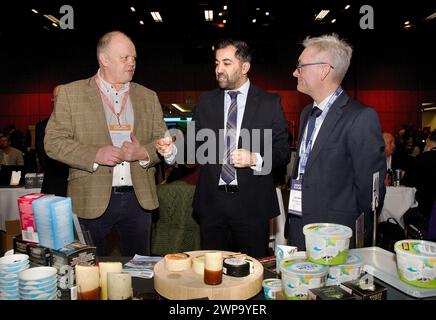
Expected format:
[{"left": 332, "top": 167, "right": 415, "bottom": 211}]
[{"left": 153, "top": 250, "right": 263, "bottom": 300}]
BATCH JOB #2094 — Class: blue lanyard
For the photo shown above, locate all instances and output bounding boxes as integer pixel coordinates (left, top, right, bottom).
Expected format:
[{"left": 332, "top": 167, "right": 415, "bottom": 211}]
[{"left": 298, "top": 87, "right": 343, "bottom": 179}]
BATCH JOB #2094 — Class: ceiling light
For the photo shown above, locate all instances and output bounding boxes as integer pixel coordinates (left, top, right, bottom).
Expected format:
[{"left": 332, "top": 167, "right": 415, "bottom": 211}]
[
  {"left": 204, "top": 10, "right": 213, "bottom": 21},
  {"left": 315, "top": 10, "right": 330, "bottom": 21},
  {"left": 223, "top": 5, "right": 227, "bottom": 10},
  {"left": 256, "top": 8, "right": 260, "bottom": 11},
  {"left": 150, "top": 11, "right": 163, "bottom": 22},
  {"left": 223, "top": 20, "right": 227, "bottom": 24},
  {"left": 265, "top": 12, "right": 270, "bottom": 16},
  {"left": 218, "top": 12, "right": 223, "bottom": 16},
  {"left": 422, "top": 106, "right": 436, "bottom": 111},
  {"left": 130, "top": 7, "right": 136, "bottom": 12},
  {"left": 44, "top": 14, "right": 60, "bottom": 25},
  {"left": 331, "top": 18, "right": 336, "bottom": 23},
  {"left": 252, "top": 19, "right": 257, "bottom": 23},
  {"left": 31, "top": 9, "right": 38, "bottom": 14},
  {"left": 52, "top": 23, "right": 58, "bottom": 28},
  {"left": 424, "top": 12, "right": 436, "bottom": 20},
  {"left": 345, "top": 5, "right": 351, "bottom": 10},
  {"left": 171, "top": 104, "right": 190, "bottom": 113},
  {"left": 139, "top": 20, "right": 144, "bottom": 25},
  {"left": 404, "top": 21, "right": 410, "bottom": 25}
]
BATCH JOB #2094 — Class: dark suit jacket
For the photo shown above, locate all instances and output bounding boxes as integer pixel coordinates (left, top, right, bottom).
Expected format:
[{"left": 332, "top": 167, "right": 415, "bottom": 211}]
[
  {"left": 289, "top": 92, "right": 386, "bottom": 247},
  {"left": 192, "top": 84, "right": 290, "bottom": 220},
  {"left": 45, "top": 78, "right": 167, "bottom": 218},
  {"left": 403, "top": 148, "right": 436, "bottom": 218},
  {"left": 35, "top": 118, "right": 69, "bottom": 196}
]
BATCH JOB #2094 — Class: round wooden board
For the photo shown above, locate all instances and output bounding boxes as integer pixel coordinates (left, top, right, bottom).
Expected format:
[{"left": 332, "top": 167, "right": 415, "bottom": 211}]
[{"left": 153, "top": 250, "right": 264, "bottom": 300}]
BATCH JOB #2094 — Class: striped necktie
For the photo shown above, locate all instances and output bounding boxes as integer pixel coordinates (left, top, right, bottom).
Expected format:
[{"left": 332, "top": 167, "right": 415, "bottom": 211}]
[{"left": 220, "top": 91, "right": 240, "bottom": 184}]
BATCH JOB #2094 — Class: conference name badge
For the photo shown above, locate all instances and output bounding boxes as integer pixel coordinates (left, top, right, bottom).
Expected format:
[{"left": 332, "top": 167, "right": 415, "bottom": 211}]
[
  {"left": 288, "top": 179, "right": 302, "bottom": 216},
  {"left": 109, "top": 124, "right": 132, "bottom": 148}
]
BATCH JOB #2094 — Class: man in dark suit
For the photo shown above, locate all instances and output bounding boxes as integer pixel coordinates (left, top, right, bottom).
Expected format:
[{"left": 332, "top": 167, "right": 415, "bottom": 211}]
[
  {"left": 35, "top": 85, "right": 69, "bottom": 196},
  {"left": 189, "top": 39, "right": 290, "bottom": 258},
  {"left": 403, "top": 130, "right": 436, "bottom": 220},
  {"left": 287, "top": 34, "right": 386, "bottom": 249}
]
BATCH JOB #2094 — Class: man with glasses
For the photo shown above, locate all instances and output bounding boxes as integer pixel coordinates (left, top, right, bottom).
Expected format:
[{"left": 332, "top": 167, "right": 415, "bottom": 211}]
[{"left": 287, "top": 34, "right": 386, "bottom": 248}]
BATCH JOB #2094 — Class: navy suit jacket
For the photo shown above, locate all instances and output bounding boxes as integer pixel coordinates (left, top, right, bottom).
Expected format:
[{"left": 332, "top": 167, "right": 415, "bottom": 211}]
[
  {"left": 289, "top": 92, "right": 386, "bottom": 247},
  {"left": 192, "top": 84, "right": 290, "bottom": 220}
]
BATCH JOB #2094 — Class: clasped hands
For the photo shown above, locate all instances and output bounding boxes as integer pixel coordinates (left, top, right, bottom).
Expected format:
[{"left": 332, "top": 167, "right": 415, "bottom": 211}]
[
  {"left": 230, "top": 149, "right": 257, "bottom": 168},
  {"left": 95, "top": 133, "right": 174, "bottom": 166}
]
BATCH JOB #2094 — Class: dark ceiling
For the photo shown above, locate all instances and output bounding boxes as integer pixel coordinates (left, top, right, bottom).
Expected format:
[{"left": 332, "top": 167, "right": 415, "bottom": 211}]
[
  {"left": 0, "top": 0, "right": 434, "bottom": 95},
  {"left": 1, "top": 0, "right": 435, "bottom": 44}
]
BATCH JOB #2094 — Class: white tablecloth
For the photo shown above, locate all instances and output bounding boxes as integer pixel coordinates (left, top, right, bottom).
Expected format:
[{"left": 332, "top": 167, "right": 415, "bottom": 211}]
[
  {"left": 0, "top": 187, "right": 41, "bottom": 231},
  {"left": 379, "top": 186, "right": 418, "bottom": 228}
]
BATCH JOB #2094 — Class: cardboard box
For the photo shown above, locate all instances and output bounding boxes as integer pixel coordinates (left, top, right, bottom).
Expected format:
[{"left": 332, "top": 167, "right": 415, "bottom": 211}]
[
  {"left": 13, "top": 235, "right": 51, "bottom": 266},
  {"left": 5, "top": 220, "right": 21, "bottom": 252},
  {"left": 51, "top": 242, "right": 97, "bottom": 300},
  {"left": 308, "top": 285, "right": 357, "bottom": 300},
  {"left": 17, "top": 193, "right": 46, "bottom": 243},
  {"left": 340, "top": 279, "right": 387, "bottom": 300}
]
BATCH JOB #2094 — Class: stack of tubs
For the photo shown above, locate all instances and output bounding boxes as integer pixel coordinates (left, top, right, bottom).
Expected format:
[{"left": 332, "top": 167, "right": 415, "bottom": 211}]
[
  {"left": 280, "top": 223, "right": 363, "bottom": 300},
  {"left": 0, "top": 254, "right": 30, "bottom": 300}
]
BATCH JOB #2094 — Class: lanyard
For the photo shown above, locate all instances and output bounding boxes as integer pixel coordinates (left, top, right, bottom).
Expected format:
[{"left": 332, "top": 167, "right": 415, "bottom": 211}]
[
  {"left": 95, "top": 76, "right": 130, "bottom": 126},
  {"left": 298, "top": 86, "right": 343, "bottom": 178}
]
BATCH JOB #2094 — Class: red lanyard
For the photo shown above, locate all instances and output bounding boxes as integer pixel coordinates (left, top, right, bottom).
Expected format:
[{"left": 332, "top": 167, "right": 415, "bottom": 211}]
[{"left": 95, "top": 76, "right": 130, "bottom": 126}]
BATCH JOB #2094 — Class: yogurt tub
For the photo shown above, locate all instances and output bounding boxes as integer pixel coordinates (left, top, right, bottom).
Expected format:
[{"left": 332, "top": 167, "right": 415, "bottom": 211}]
[
  {"left": 394, "top": 239, "right": 436, "bottom": 288},
  {"left": 326, "top": 254, "right": 363, "bottom": 286},
  {"left": 262, "top": 278, "right": 282, "bottom": 300},
  {"left": 303, "top": 223, "right": 352, "bottom": 265},
  {"left": 280, "top": 260, "right": 328, "bottom": 300}
]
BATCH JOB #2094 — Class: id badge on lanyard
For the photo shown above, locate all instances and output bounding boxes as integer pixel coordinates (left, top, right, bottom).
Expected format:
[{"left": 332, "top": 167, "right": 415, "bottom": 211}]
[
  {"left": 288, "top": 86, "right": 343, "bottom": 217},
  {"left": 288, "top": 179, "right": 303, "bottom": 216},
  {"left": 109, "top": 124, "right": 132, "bottom": 147}
]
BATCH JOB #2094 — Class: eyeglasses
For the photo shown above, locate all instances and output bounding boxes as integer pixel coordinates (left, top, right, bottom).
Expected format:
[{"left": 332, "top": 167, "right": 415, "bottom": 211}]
[{"left": 295, "top": 62, "right": 335, "bottom": 71}]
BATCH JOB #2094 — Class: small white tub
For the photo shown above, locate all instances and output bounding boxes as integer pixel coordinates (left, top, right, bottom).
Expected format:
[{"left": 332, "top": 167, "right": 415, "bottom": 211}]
[
  {"left": 303, "top": 223, "right": 352, "bottom": 265},
  {"left": 280, "top": 260, "right": 328, "bottom": 300},
  {"left": 394, "top": 239, "right": 436, "bottom": 288}
]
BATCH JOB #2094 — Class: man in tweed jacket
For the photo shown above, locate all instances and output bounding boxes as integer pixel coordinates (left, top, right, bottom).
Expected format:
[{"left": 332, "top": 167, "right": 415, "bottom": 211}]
[{"left": 45, "top": 31, "right": 174, "bottom": 256}]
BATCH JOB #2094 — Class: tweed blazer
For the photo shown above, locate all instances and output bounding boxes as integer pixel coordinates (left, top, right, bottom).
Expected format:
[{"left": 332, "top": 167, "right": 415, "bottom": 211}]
[{"left": 45, "top": 77, "right": 167, "bottom": 218}]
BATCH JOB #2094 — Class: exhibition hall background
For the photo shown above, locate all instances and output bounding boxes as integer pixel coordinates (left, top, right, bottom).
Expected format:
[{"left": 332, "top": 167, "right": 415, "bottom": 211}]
[{"left": 0, "top": 0, "right": 435, "bottom": 138}]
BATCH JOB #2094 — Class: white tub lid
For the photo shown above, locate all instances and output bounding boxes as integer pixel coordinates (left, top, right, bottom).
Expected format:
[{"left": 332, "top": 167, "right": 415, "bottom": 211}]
[
  {"left": 303, "top": 223, "right": 352, "bottom": 238},
  {"left": 395, "top": 240, "right": 436, "bottom": 257},
  {"left": 281, "top": 260, "right": 328, "bottom": 276}
]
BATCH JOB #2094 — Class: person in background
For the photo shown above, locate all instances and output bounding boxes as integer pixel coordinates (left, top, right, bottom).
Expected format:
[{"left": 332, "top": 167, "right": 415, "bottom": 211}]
[
  {"left": 0, "top": 135, "right": 24, "bottom": 165},
  {"left": 35, "top": 85, "right": 69, "bottom": 196},
  {"left": 287, "top": 33, "right": 386, "bottom": 249},
  {"left": 184, "top": 39, "right": 290, "bottom": 258},
  {"left": 403, "top": 130, "right": 436, "bottom": 220},
  {"left": 383, "top": 132, "right": 398, "bottom": 186},
  {"left": 44, "top": 31, "right": 175, "bottom": 256}
]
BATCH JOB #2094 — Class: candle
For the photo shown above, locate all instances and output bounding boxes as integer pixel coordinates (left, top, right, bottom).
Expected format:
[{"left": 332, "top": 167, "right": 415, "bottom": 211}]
[
  {"left": 107, "top": 272, "right": 132, "bottom": 300},
  {"left": 99, "top": 262, "right": 123, "bottom": 300},
  {"left": 75, "top": 265, "right": 100, "bottom": 300},
  {"left": 204, "top": 251, "right": 223, "bottom": 285}
]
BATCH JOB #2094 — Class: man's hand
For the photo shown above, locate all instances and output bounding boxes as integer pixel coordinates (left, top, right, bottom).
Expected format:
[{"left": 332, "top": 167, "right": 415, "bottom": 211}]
[
  {"left": 154, "top": 136, "right": 173, "bottom": 157},
  {"left": 231, "top": 149, "right": 257, "bottom": 168},
  {"left": 95, "top": 145, "right": 125, "bottom": 166},
  {"left": 121, "top": 133, "right": 149, "bottom": 162}
]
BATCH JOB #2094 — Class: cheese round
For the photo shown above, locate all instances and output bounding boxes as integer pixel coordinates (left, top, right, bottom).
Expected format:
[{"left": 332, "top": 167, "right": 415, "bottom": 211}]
[
  {"left": 192, "top": 255, "right": 205, "bottom": 275},
  {"left": 164, "top": 253, "right": 191, "bottom": 272}
]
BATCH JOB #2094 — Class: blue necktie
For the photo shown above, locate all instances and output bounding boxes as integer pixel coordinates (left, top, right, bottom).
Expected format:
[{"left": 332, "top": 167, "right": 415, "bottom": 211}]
[
  {"left": 305, "top": 106, "right": 323, "bottom": 149},
  {"left": 221, "top": 91, "right": 239, "bottom": 184}
]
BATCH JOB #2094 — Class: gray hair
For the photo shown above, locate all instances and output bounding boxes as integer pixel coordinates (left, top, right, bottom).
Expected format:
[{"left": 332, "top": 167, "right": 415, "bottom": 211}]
[{"left": 303, "top": 33, "right": 353, "bottom": 83}]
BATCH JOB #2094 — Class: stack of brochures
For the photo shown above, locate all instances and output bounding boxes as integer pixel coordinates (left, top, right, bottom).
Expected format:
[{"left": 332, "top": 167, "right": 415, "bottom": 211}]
[{"left": 123, "top": 255, "right": 162, "bottom": 279}]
